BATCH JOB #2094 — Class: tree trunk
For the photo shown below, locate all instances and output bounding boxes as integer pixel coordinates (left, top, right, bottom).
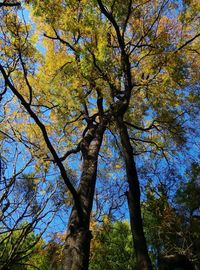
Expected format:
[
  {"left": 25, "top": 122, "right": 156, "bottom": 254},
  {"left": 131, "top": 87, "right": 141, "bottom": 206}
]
[
  {"left": 159, "top": 254, "right": 196, "bottom": 270},
  {"left": 117, "top": 117, "right": 153, "bottom": 270},
  {"left": 59, "top": 123, "right": 106, "bottom": 270}
]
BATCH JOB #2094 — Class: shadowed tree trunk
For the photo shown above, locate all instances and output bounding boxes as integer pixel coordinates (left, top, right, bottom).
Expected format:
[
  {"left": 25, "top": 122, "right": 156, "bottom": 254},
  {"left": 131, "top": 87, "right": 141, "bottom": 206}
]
[
  {"left": 117, "top": 116, "right": 153, "bottom": 270},
  {"left": 59, "top": 121, "right": 106, "bottom": 270},
  {"left": 159, "top": 254, "right": 196, "bottom": 270}
]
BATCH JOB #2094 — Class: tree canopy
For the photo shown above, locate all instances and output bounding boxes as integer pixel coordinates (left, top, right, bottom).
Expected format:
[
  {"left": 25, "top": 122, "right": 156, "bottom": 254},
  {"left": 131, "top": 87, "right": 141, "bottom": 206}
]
[{"left": 0, "top": 1, "right": 199, "bottom": 270}]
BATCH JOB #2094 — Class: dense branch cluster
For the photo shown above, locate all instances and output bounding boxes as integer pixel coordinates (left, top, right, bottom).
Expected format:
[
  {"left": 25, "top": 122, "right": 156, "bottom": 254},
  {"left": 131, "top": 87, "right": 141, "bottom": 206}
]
[{"left": 0, "top": 0, "right": 199, "bottom": 269}]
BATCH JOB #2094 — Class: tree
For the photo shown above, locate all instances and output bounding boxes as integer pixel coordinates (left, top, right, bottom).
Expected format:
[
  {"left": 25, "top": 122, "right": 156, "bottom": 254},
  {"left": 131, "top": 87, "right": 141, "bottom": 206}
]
[
  {"left": 0, "top": 1, "right": 199, "bottom": 270},
  {"left": 89, "top": 219, "right": 135, "bottom": 270},
  {"left": 174, "top": 162, "right": 200, "bottom": 268},
  {"left": 0, "top": 4, "right": 107, "bottom": 270},
  {"left": 89, "top": 1, "right": 199, "bottom": 269},
  {"left": 0, "top": 223, "right": 54, "bottom": 270},
  {"left": 0, "top": 104, "right": 59, "bottom": 269},
  {"left": 0, "top": 148, "right": 58, "bottom": 269},
  {"left": 143, "top": 163, "right": 200, "bottom": 269}
]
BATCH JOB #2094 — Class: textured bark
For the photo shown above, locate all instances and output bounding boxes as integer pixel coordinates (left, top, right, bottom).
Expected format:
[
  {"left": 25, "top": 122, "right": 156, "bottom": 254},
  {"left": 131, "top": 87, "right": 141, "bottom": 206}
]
[
  {"left": 59, "top": 122, "right": 106, "bottom": 270},
  {"left": 117, "top": 117, "right": 153, "bottom": 270}
]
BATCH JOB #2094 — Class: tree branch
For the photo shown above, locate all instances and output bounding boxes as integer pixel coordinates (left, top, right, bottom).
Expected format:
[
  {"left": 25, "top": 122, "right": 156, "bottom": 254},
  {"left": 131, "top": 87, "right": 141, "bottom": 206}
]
[
  {"left": 175, "top": 33, "right": 200, "bottom": 52},
  {"left": 0, "top": 1, "right": 20, "bottom": 7},
  {"left": 44, "top": 29, "right": 77, "bottom": 53},
  {"left": 0, "top": 64, "right": 84, "bottom": 224},
  {"left": 60, "top": 144, "right": 81, "bottom": 161},
  {"left": 124, "top": 120, "right": 157, "bottom": 131}
]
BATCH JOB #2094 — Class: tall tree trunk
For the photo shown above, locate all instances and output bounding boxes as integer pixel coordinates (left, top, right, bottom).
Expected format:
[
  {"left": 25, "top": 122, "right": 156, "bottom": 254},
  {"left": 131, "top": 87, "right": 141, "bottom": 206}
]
[
  {"left": 117, "top": 117, "right": 153, "bottom": 270},
  {"left": 59, "top": 123, "right": 106, "bottom": 270}
]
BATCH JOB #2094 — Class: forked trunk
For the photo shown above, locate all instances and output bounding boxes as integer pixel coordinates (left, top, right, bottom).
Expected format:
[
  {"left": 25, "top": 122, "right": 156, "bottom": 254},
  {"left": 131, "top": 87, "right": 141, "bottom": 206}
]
[
  {"left": 117, "top": 117, "right": 153, "bottom": 270},
  {"left": 59, "top": 123, "right": 106, "bottom": 270}
]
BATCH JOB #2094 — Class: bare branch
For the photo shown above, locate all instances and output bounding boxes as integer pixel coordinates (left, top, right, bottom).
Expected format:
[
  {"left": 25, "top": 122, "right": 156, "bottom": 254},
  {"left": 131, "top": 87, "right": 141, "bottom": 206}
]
[
  {"left": 124, "top": 120, "right": 157, "bottom": 132},
  {"left": 0, "top": 1, "right": 20, "bottom": 7}
]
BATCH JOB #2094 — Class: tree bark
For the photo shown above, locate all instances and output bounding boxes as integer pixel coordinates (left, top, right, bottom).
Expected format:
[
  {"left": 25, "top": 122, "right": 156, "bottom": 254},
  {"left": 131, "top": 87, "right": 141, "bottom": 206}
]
[
  {"left": 159, "top": 254, "right": 196, "bottom": 270},
  {"left": 117, "top": 117, "right": 153, "bottom": 270},
  {"left": 59, "top": 122, "right": 106, "bottom": 270}
]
